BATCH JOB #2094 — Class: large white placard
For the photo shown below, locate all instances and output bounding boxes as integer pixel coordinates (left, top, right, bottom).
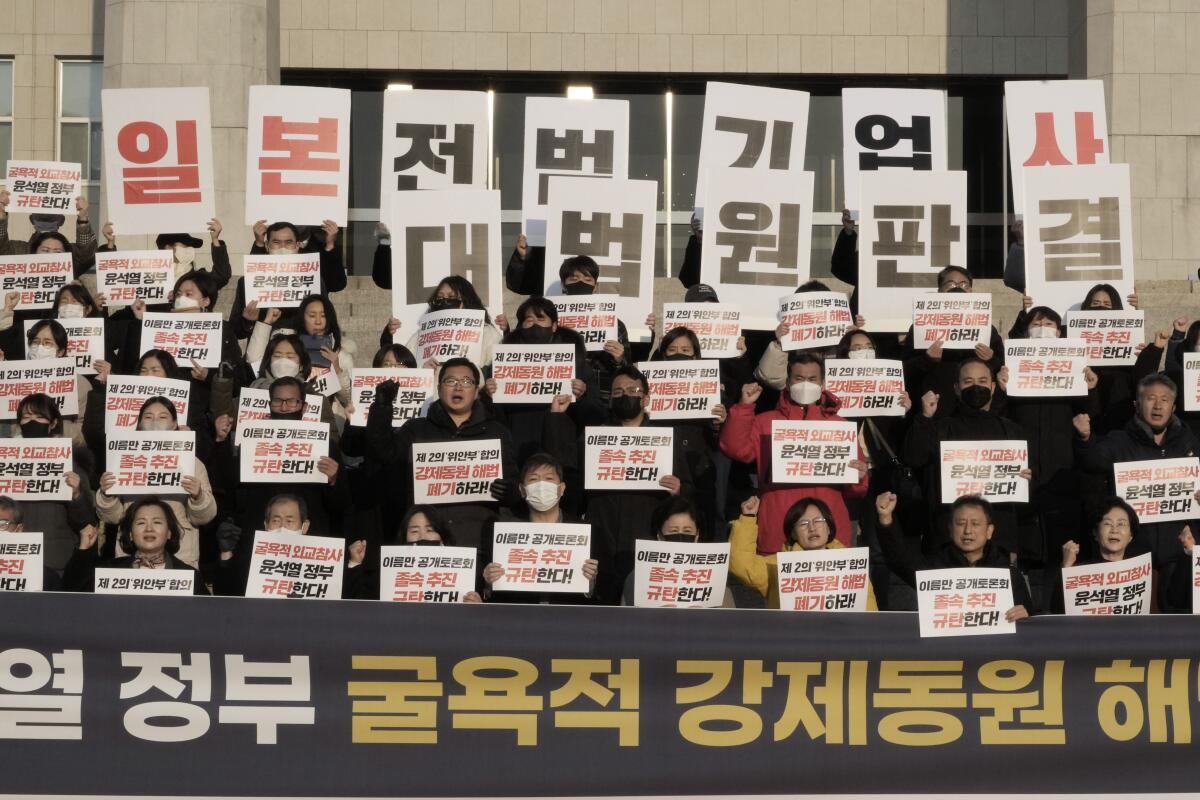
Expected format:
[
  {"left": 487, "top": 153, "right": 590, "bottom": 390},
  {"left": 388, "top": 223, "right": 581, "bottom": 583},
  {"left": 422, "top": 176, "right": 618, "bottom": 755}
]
[
  {"left": 633, "top": 540, "right": 729, "bottom": 608},
  {"left": 637, "top": 360, "right": 722, "bottom": 421},
  {"left": 242, "top": 253, "right": 321, "bottom": 308},
  {"left": 662, "top": 302, "right": 742, "bottom": 360},
  {"left": 492, "top": 345, "right": 575, "bottom": 404},
  {"left": 584, "top": 426, "right": 674, "bottom": 492},
  {"left": 1063, "top": 310, "right": 1144, "bottom": 367},
  {"left": 105, "top": 431, "right": 196, "bottom": 496},
  {"left": 842, "top": 88, "right": 948, "bottom": 212},
  {"left": 0, "top": 252, "right": 73, "bottom": 310},
  {"left": 916, "top": 568, "right": 1016, "bottom": 637},
  {"left": 491, "top": 522, "right": 591, "bottom": 594},
  {"left": 95, "top": 568, "right": 195, "bottom": 596},
  {"left": 0, "top": 438, "right": 72, "bottom": 502},
  {"left": 412, "top": 308, "right": 486, "bottom": 366},
  {"left": 551, "top": 297, "right": 620, "bottom": 352},
  {"left": 346, "top": 368, "right": 435, "bottom": 428},
  {"left": 0, "top": 532, "right": 44, "bottom": 592},
  {"left": 912, "top": 294, "right": 992, "bottom": 350},
  {"left": 96, "top": 250, "right": 174, "bottom": 308},
  {"left": 777, "top": 291, "right": 852, "bottom": 351}
]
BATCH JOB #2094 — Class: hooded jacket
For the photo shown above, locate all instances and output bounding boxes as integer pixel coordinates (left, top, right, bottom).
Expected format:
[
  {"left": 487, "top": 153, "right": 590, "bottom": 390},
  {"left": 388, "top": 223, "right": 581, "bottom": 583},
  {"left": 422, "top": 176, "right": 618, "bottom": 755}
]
[{"left": 719, "top": 389, "right": 868, "bottom": 555}]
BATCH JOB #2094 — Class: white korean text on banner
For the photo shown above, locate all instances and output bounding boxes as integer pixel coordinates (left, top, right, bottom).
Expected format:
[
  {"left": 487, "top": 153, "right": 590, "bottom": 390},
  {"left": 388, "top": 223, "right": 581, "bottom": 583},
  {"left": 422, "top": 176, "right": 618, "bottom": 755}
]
[
  {"left": 379, "top": 545, "right": 478, "bottom": 603},
  {"left": 1113, "top": 458, "right": 1200, "bottom": 524},
  {"left": 662, "top": 302, "right": 742, "bottom": 359},
  {"left": 584, "top": 426, "right": 674, "bottom": 492},
  {"left": 1022, "top": 164, "right": 1134, "bottom": 316},
  {"left": 387, "top": 188, "right": 502, "bottom": 336},
  {"left": 0, "top": 438, "right": 72, "bottom": 501},
  {"left": 841, "top": 88, "right": 948, "bottom": 212},
  {"left": 491, "top": 522, "right": 591, "bottom": 594},
  {"left": 700, "top": 168, "right": 815, "bottom": 330},
  {"left": 4, "top": 160, "right": 82, "bottom": 213},
  {"left": 24, "top": 317, "right": 103, "bottom": 375},
  {"left": 521, "top": 97, "right": 629, "bottom": 246},
  {"left": 1186, "top": 354, "right": 1200, "bottom": 413},
  {"left": 413, "top": 308, "right": 486, "bottom": 365},
  {"left": 544, "top": 177, "right": 656, "bottom": 341},
  {"left": 104, "top": 375, "right": 191, "bottom": 434},
  {"left": 95, "top": 568, "right": 195, "bottom": 596},
  {"left": 235, "top": 387, "right": 321, "bottom": 444},
  {"left": 95, "top": 250, "right": 173, "bottom": 308},
  {"left": 637, "top": 360, "right": 722, "bottom": 421},
  {"left": 824, "top": 359, "right": 906, "bottom": 418},
  {"left": 379, "top": 89, "right": 488, "bottom": 218},
  {"left": 347, "top": 368, "right": 435, "bottom": 427},
  {"left": 857, "top": 169, "right": 967, "bottom": 332},
  {"left": 140, "top": 312, "right": 223, "bottom": 368},
  {"left": 0, "top": 532, "right": 43, "bottom": 592},
  {"left": 778, "top": 291, "right": 852, "bottom": 351},
  {"left": 239, "top": 420, "right": 330, "bottom": 484},
  {"left": 1064, "top": 310, "right": 1144, "bottom": 367},
  {"left": 412, "top": 439, "right": 503, "bottom": 505},
  {"left": 551, "top": 297, "right": 619, "bottom": 352},
  {"left": 916, "top": 568, "right": 1016, "bottom": 637},
  {"left": 770, "top": 420, "right": 859, "bottom": 485},
  {"left": 912, "top": 294, "right": 992, "bottom": 350},
  {"left": 0, "top": 252, "right": 72, "bottom": 310},
  {"left": 244, "top": 85, "right": 350, "bottom": 226},
  {"left": 1005, "top": 80, "right": 1109, "bottom": 212},
  {"left": 243, "top": 253, "right": 321, "bottom": 308},
  {"left": 1004, "top": 339, "right": 1089, "bottom": 397},
  {"left": 492, "top": 345, "right": 575, "bottom": 404},
  {"left": 105, "top": 431, "right": 197, "bottom": 496},
  {"left": 775, "top": 547, "right": 870, "bottom": 612},
  {"left": 1062, "top": 552, "right": 1152, "bottom": 615},
  {"left": 694, "top": 82, "right": 810, "bottom": 221},
  {"left": 633, "top": 540, "right": 730, "bottom": 608},
  {"left": 940, "top": 440, "right": 1029, "bottom": 503},
  {"left": 0, "top": 358, "right": 77, "bottom": 419},
  {"left": 246, "top": 529, "right": 344, "bottom": 600},
  {"left": 102, "top": 86, "right": 215, "bottom": 234}
]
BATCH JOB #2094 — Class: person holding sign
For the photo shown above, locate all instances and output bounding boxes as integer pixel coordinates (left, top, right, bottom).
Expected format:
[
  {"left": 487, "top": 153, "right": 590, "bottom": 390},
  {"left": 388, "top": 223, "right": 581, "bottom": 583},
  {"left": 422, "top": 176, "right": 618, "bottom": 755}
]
[
  {"left": 12, "top": 393, "right": 96, "bottom": 572},
  {"left": 903, "top": 358, "right": 1030, "bottom": 557},
  {"left": 367, "top": 358, "right": 516, "bottom": 550},
  {"left": 730, "top": 495, "right": 878, "bottom": 610},
  {"left": 383, "top": 275, "right": 502, "bottom": 369},
  {"left": 0, "top": 189, "right": 97, "bottom": 277},
  {"left": 18, "top": 319, "right": 90, "bottom": 444},
  {"left": 118, "top": 270, "right": 242, "bottom": 374},
  {"left": 98, "top": 224, "right": 232, "bottom": 294},
  {"left": 755, "top": 281, "right": 865, "bottom": 390},
  {"left": 0, "top": 496, "right": 62, "bottom": 590},
  {"left": 1066, "top": 284, "right": 1142, "bottom": 436},
  {"left": 481, "top": 453, "right": 598, "bottom": 604},
  {"left": 94, "top": 397, "right": 216, "bottom": 568},
  {"left": 388, "top": 505, "right": 482, "bottom": 602},
  {"left": 901, "top": 266, "right": 1004, "bottom": 420},
  {"left": 1049, "top": 498, "right": 1158, "bottom": 614},
  {"left": 1074, "top": 373, "right": 1200, "bottom": 569},
  {"left": 622, "top": 495, "right": 726, "bottom": 606},
  {"left": 875, "top": 492, "right": 1031, "bottom": 618},
  {"left": 720, "top": 353, "right": 868, "bottom": 556},
  {"left": 63, "top": 499, "right": 207, "bottom": 595}
]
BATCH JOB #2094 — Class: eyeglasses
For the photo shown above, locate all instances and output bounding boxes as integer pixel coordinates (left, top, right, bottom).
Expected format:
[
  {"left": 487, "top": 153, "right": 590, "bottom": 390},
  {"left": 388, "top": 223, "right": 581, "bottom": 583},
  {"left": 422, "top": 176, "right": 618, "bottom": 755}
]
[
  {"left": 1099, "top": 520, "right": 1131, "bottom": 531},
  {"left": 940, "top": 280, "right": 971, "bottom": 291},
  {"left": 610, "top": 387, "right": 646, "bottom": 398},
  {"left": 269, "top": 397, "right": 303, "bottom": 409},
  {"left": 441, "top": 377, "right": 478, "bottom": 388},
  {"left": 793, "top": 519, "right": 828, "bottom": 531}
]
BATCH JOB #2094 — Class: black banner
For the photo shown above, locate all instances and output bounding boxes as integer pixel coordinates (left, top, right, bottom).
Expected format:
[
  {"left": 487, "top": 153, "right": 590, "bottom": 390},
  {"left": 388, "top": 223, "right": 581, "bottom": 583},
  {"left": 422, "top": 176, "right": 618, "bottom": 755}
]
[{"left": 2, "top": 592, "right": 1199, "bottom": 796}]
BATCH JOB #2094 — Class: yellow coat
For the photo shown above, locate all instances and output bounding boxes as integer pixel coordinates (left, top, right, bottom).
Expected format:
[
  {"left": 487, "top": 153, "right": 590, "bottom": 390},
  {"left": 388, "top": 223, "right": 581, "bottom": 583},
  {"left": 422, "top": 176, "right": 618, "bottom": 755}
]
[{"left": 729, "top": 514, "right": 878, "bottom": 610}]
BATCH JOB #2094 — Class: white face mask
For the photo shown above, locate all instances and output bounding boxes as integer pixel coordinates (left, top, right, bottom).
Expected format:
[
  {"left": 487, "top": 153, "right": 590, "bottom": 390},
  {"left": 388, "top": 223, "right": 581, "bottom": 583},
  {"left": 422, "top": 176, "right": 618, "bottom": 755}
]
[
  {"left": 271, "top": 527, "right": 304, "bottom": 537},
  {"left": 271, "top": 358, "right": 301, "bottom": 378},
  {"left": 139, "top": 419, "right": 176, "bottom": 432},
  {"left": 57, "top": 303, "right": 86, "bottom": 319},
  {"left": 27, "top": 343, "right": 59, "bottom": 360},
  {"left": 789, "top": 381, "right": 822, "bottom": 405},
  {"left": 1027, "top": 326, "right": 1058, "bottom": 339},
  {"left": 523, "top": 480, "right": 561, "bottom": 512},
  {"left": 173, "top": 246, "right": 195, "bottom": 266},
  {"left": 268, "top": 245, "right": 299, "bottom": 256},
  {"left": 173, "top": 294, "right": 201, "bottom": 312},
  {"left": 847, "top": 348, "right": 875, "bottom": 360}
]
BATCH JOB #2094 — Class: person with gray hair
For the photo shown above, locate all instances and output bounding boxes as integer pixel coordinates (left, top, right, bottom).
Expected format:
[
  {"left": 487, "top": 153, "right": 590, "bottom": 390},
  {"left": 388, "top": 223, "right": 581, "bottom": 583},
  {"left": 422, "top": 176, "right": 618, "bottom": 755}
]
[
  {"left": 1074, "top": 372, "right": 1200, "bottom": 569},
  {"left": 0, "top": 495, "right": 62, "bottom": 591}
]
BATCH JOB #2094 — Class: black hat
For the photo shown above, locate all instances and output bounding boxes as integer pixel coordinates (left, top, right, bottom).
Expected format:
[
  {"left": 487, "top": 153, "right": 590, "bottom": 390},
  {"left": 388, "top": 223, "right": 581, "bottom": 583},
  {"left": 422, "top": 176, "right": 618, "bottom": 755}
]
[
  {"left": 155, "top": 233, "right": 204, "bottom": 249},
  {"left": 684, "top": 283, "right": 720, "bottom": 303}
]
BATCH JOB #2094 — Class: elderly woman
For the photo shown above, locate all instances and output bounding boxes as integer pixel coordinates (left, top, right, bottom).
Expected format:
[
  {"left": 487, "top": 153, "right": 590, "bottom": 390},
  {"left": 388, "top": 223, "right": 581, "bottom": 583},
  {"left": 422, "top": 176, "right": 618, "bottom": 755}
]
[
  {"left": 63, "top": 497, "right": 208, "bottom": 594},
  {"left": 94, "top": 396, "right": 216, "bottom": 568}
]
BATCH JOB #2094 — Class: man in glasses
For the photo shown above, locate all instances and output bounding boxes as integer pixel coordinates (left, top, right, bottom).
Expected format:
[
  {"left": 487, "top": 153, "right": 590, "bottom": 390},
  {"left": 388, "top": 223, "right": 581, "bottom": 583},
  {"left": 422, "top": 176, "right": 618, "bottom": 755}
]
[
  {"left": 367, "top": 358, "right": 517, "bottom": 550},
  {"left": 0, "top": 496, "right": 61, "bottom": 591}
]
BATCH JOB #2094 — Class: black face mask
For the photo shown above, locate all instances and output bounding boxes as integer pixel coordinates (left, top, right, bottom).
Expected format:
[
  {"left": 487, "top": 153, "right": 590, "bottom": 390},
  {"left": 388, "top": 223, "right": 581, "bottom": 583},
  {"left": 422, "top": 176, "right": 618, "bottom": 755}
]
[
  {"left": 563, "top": 281, "right": 595, "bottom": 295},
  {"left": 271, "top": 410, "right": 305, "bottom": 421},
  {"left": 411, "top": 538, "right": 442, "bottom": 547},
  {"left": 430, "top": 297, "right": 460, "bottom": 312},
  {"left": 664, "top": 353, "right": 693, "bottom": 361},
  {"left": 662, "top": 534, "right": 697, "bottom": 544},
  {"left": 945, "top": 287, "right": 968, "bottom": 294},
  {"left": 19, "top": 421, "right": 51, "bottom": 439},
  {"left": 610, "top": 395, "right": 643, "bottom": 421},
  {"left": 521, "top": 325, "right": 554, "bottom": 344},
  {"left": 960, "top": 385, "right": 992, "bottom": 410}
]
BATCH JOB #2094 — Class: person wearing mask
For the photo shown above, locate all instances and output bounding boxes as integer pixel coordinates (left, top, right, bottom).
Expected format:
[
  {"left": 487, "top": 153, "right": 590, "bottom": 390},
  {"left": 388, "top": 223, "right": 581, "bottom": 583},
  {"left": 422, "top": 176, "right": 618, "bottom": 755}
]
[
  {"left": 754, "top": 280, "right": 867, "bottom": 390},
  {"left": 97, "top": 221, "right": 230, "bottom": 291},
  {"left": 720, "top": 353, "right": 869, "bottom": 556},
  {"left": 0, "top": 191, "right": 97, "bottom": 277},
  {"left": 12, "top": 393, "right": 96, "bottom": 573},
  {"left": 621, "top": 496, "right": 728, "bottom": 606},
  {"left": 49, "top": 284, "right": 121, "bottom": 361},
  {"left": 1050, "top": 498, "right": 1158, "bottom": 614},
  {"left": 729, "top": 495, "right": 879, "bottom": 610},
  {"left": 387, "top": 506, "right": 481, "bottom": 603},
  {"left": 16, "top": 319, "right": 92, "bottom": 447},
  {"left": 902, "top": 357, "right": 1030, "bottom": 558},
  {"left": 0, "top": 495, "right": 62, "bottom": 590},
  {"left": 1061, "top": 283, "right": 1143, "bottom": 437},
  {"left": 94, "top": 397, "right": 216, "bottom": 568},
  {"left": 543, "top": 366, "right": 693, "bottom": 604},
  {"left": 382, "top": 275, "right": 504, "bottom": 370},
  {"left": 876, "top": 491, "right": 1032, "bottom": 617},
  {"left": 480, "top": 453, "right": 598, "bottom": 604},
  {"left": 64, "top": 498, "right": 207, "bottom": 594},
  {"left": 901, "top": 266, "right": 1005, "bottom": 419},
  {"left": 1074, "top": 373, "right": 1200, "bottom": 570},
  {"left": 366, "top": 358, "right": 517, "bottom": 550}
]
